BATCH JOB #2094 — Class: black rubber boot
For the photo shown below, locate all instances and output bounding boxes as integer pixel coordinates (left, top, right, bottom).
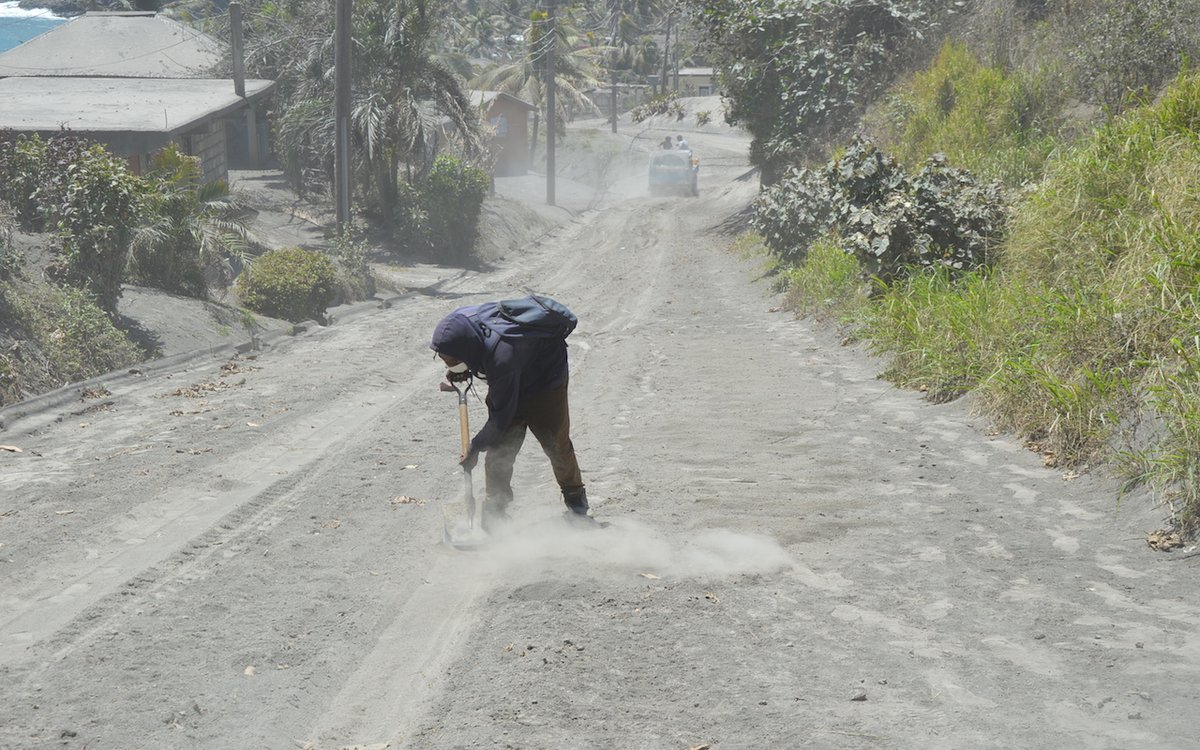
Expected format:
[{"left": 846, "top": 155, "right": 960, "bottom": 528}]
[
  {"left": 563, "top": 487, "right": 589, "bottom": 516},
  {"left": 481, "top": 502, "right": 511, "bottom": 534}
]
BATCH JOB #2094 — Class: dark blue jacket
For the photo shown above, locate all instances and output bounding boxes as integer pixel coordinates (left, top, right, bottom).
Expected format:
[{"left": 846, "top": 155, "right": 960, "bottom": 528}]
[{"left": 430, "top": 304, "right": 569, "bottom": 453}]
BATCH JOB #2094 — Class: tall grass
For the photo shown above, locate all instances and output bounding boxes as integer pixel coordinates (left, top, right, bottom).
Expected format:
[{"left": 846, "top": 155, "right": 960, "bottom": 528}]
[
  {"left": 781, "top": 237, "right": 869, "bottom": 323},
  {"left": 874, "top": 42, "right": 1060, "bottom": 186},
  {"left": 864, "top": 70, "right": 1200, "bottom": 530},
  {"left": 0, "top": 281, "right": 143, "bottom": 405}
]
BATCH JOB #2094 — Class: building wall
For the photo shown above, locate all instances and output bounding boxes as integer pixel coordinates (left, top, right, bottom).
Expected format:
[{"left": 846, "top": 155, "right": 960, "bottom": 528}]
[
  {"left": 487, "top": 99, "right": 530, "bottom": 176},
  {"left": 185, "top": 119, "right": 228, "bottom": 184},
  {"left": 591, "top": 85, "right": 652, "bottom": 118},
  {"left": 674, "top": 72, "right": 717, "bottom": 97}
]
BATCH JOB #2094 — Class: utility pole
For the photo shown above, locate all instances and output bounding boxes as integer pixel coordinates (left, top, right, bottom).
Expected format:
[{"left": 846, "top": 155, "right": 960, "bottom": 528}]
[
  {"left": 610, "top": 71, "right": 618, "bottom": 134},
  {"left": 545, "top": 0, "right": 556, "bottom": 206},
  {"left": 334, "top": 0, "right": 353, "bottom": 232},
  {"left": 230, "top": 2, "right": 245, "bottom": 97},
  {"left": 230, "top": 2, "right": 258, "bottom": 166},
  {"left": 659, "top": 12, "right": 671, "bottom": 97},
  {"left": 610, "top": 9, "right": 619, "bottom": 134}
]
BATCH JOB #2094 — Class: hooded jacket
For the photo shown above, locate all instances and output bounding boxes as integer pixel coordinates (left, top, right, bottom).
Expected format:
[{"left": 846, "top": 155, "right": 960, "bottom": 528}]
[{"left": 430, "top": 304, "right": 569, "bottom": 454}]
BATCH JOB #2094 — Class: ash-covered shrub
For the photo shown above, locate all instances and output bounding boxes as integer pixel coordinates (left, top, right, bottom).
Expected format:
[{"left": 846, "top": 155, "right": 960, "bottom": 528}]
[
  {"left": 694, "top": 0, "right": 951, "bottom": 184},
  {"left": 128, "top": 145, "right": 250, "bottom": 300},
  {"left": 0, "top": 281, "right": 142, "bottom": 405},
  {"left": 752, "top": 167, "right": 838, "bottom": 266},
  {"left": 840, "top": 147, "right": 1010, "bottom": 281},
  {"left": 423, "top": 154, "right": 490, "bottom": 263},
  {"left": 1062, "top": 0, "right": 1198, "bottom": 113},
  {"left": 754, "top": 136, "right": 1010, "bottom": 282},
  {"left": 330, "top": 227, "right": 377, "bottom": 304},
  {"left": 236, "top": 246, "right": 338, "bottom": 323},
  {"left": 630, "top": 93, "right": 685, "bottom": 123}
]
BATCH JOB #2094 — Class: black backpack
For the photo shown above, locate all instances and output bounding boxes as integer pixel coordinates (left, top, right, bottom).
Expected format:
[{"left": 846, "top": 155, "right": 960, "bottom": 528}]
[{"left": 471, "top": 294, "right": 578, "bottom": 341}]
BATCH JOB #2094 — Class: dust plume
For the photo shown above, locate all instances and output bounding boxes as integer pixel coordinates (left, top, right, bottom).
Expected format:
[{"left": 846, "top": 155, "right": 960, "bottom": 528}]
[{"left": 485, "top": 515, "right": 795, "bottom": 580}]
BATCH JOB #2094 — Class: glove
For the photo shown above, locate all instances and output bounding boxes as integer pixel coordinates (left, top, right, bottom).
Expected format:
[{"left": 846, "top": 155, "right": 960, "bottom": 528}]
[
  {"left": 446, "top": 368, "right": 471, "bottom": 383},
  {"left": 460, "top": 448, "right": 479, "bottom": 472}
]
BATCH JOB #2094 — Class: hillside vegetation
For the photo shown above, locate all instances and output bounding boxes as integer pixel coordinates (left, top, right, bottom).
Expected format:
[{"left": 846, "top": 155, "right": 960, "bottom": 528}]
[{"left": 693, "top": 0, "right": 1200, "bottom": 537}]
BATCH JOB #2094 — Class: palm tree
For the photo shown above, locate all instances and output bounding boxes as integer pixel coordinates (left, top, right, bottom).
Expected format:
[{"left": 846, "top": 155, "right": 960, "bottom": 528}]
[
  {"left": 470, "top": 7, "right": 605, "bottom": 159},
  {"left": 239, "top": 0, "right": 481, "bottom": 220},
  {"left": 127, "top": 145, "right": 252, "bottom": 298}
]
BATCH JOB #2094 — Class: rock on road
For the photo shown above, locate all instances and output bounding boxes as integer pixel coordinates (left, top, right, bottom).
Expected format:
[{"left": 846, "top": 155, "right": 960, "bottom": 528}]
[{"left": 2, "top": 125, "right": 1199, "bottom": 750}]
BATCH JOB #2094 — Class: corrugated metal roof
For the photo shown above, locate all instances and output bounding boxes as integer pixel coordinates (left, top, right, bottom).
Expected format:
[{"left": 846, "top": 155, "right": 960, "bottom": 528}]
[
  {"left": 0, "top": 76, "right": 273, "bottom": 133},
  {"left": 0, "top": 12, "right": 224, "bottom": 78}
]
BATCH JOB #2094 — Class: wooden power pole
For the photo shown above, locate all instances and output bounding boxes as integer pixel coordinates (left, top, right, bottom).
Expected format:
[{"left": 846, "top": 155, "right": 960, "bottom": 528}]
[
  {"left": 334, "top": 0, "right": 353, "bottom": 231},
  {"left": 545, "top": 0, "right": 557, "bottom": 206},
  {"left": 660, "top": 13, "right": 671, "bottom": 97},
  {"left": 610, "top": 10, "right": 619, "bottom": 134}
]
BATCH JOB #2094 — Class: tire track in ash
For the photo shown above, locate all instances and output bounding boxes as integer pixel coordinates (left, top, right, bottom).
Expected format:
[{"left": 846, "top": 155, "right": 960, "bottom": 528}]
[
  {"left": 299, "top": 195, "right": 702, "bottom": 748},
  {"left": 0, "top": 288, "right": 524, "bottom": 748},
  {"left": 0, "top": 367, "right": 436, "bottom": 667},
  {"left": 535, "top": 202, "right": 679, "bottom": 507}
]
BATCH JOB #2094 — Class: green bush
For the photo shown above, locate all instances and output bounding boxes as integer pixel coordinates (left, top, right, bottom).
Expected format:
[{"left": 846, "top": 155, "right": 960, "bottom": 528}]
[
  {"left": 0, "top": 134, "right": 147, "bottom": 311},
  {"left": 423, "top": 154, "right": 490, "bottom": 263},
  {"left": 127, "top": 145, "right": 251, "bottom": 299},
  {"left": 48, "top": 144, "right": 146, "bottom": 312},
  {"left": 236, "top": 246, "right": 339, "bottom": 323},
  {"left": 391, "top": 180, "right": 431, "bottom": 256},
  {"left": 0, "top": 136, "right": 45, "bottom": 225},
  {"left": 782, "top": 236, "right": 869, "bottom": 322}
]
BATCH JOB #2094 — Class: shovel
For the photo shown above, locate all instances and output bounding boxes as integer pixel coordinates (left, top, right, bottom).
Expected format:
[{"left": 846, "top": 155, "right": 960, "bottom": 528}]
[{"left": 440, "top": 380, "right": 487, "bottom": 549}]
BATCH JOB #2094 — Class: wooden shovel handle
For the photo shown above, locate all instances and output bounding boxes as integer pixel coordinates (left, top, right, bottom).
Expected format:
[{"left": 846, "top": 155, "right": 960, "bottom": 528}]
[{"left": 458, "top": 401, "right": 470, "bottom": 460}]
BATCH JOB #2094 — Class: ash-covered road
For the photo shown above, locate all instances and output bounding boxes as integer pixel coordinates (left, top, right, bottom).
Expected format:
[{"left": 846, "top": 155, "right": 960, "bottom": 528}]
[{"left": 2, "top": 126, "right": 1198, "bottom": 750}]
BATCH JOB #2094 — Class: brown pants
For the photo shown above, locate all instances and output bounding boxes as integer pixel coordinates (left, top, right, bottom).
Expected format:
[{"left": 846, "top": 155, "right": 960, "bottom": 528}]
[{"left": 485, "top": 382, "right": 583, "bottom": 510}]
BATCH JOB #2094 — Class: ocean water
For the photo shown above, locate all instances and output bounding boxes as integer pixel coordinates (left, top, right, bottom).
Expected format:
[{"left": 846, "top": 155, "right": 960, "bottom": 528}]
[{"left": 0, "top": 1, "right": 65, "bottom": 53}]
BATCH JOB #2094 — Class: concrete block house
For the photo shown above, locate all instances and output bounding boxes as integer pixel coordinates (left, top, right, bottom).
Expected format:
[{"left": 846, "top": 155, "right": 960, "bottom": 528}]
[
  {"left": 471, "top": 90, "right": 536, "bottom": 176},
  {"left": 0, "top": 11, "right": 273, "bottom": 184}
]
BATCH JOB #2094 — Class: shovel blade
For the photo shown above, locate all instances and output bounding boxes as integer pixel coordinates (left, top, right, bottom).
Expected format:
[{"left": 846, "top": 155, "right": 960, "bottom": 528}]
[{"left": 442, "top": 469, "right": 486, "bottom": 549}]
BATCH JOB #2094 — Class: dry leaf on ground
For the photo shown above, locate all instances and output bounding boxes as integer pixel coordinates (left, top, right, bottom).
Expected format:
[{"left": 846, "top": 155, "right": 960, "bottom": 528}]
[
  {"left": 392, "top": 495, "right": 425, "bottom": 506},
  {"left": 54, "top": 509, "right": 76, "bottom": 516},
  {"left": 639, "top": 572, "right": 660, "bottom": 579},
  {"left": 1147, "top": 529, "right": 1185, "bottom": 552},
  {"left": 0, "top": 445, "right": 22, "bottom": 453}
]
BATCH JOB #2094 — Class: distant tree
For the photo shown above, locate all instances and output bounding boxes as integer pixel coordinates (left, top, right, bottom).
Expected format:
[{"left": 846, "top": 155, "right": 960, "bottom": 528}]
[
  {"left": 128, "top": 145, "right": 251, "bottom": 298},
  {"left": 689, "top": 0, "right": 951, "bottom": 184},
  {"left": 237, "top": 0, "right": 481, "bottom": 220},
  {"left": 471, "top": 7, "right": 605, "bottom": 157}
]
